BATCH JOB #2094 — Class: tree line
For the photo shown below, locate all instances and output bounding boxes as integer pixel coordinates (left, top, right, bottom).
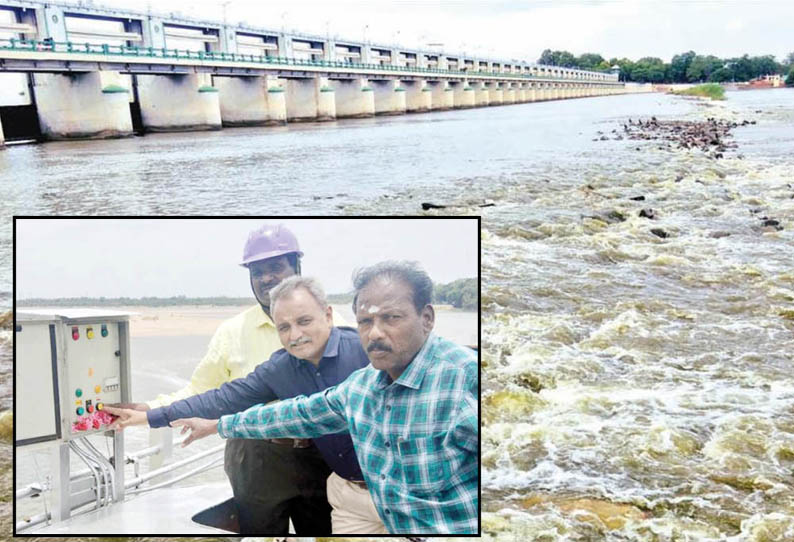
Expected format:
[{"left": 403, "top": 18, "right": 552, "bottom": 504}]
[
  {"left": 18, "top": 278, "right": 479, "bottom": 311},
  {"left": 539, "top": 49, "right": 794, "bottom": 85}
]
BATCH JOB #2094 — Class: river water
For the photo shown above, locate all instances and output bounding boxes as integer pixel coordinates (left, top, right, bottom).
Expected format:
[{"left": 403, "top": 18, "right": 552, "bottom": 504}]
[{"left": 2, "top": 88, "right": 794, "bottom": 540}]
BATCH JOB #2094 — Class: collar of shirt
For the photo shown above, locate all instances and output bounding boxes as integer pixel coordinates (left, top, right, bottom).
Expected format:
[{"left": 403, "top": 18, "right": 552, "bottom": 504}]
[
  {"left": 289, "top": 325, "right": 341, "bottom": 369},
  {"left": 248, "top": 304, "right": 276, "bottom": 329},
  {"left": 374, "top": 333, "right": 436, "bottom": 390}
]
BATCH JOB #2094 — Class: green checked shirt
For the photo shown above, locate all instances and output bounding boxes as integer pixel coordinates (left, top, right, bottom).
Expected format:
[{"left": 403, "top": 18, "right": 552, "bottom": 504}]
[{"left": 218, "top": 333, "right": 479, "bottom": 534}]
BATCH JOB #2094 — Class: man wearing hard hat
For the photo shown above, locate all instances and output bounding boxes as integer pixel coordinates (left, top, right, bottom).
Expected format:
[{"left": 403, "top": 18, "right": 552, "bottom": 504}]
[{"left": 113, "top": 224, "right": 335, "bottom": 535}]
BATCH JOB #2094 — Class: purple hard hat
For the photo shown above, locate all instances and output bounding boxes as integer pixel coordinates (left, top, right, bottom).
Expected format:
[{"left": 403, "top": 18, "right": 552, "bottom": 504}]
[{"left": 240, "top": 224, "right": 303, "bottom": 267}]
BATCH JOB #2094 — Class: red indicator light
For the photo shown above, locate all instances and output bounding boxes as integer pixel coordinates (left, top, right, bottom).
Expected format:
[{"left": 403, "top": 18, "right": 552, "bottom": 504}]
[{"left": 72, "top": 326, "right": 79, "bottom": 340}]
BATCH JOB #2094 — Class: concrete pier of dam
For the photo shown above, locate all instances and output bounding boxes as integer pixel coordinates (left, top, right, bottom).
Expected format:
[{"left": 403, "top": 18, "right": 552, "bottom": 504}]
[
  {"left": 285, "top": 77, "right": 336, "bottom": 122},
  {"left": 215, "top": 75, "right": 286, "bottom": 127},
  {"left": 33, "top": 71, "right": 133, "bottom": 140},
  {"left": 371, "top": 79, "right": 407, "bottom": 115},
  {"left": 136, "top": 73, "right": 222, "bottom": 132},
  {"left": 0, "top": 0, "right": 629, "bottom": 144},
  {"left": 329, "top": 77, "right": 375, "bottom": 119},
  {"left": 403, "top": 80, "right": 432, "bottom": 113}
]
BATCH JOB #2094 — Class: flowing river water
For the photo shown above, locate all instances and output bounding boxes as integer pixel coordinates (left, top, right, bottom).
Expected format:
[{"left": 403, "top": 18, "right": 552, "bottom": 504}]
[{"left": 1, "top": 88, "right": 793, "bottom": 541}]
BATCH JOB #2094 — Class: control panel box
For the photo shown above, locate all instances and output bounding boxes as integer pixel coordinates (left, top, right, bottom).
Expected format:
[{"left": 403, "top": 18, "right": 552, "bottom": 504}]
[{"left": 16, "top": 309, "right": 132, "bottom": 445}]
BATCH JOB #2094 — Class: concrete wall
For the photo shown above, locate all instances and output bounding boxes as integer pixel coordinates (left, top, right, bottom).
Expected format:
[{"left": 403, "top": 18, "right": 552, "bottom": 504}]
[
  {"left": 451, "top": 81, "right": 475, "bottom": 108},
  {"left": 215, "top": 75, "right": 285, "bottom": 126},
  {"left": 427, "top": 80, "right": 453, "bottom": 111},
  {"left": 371, "top": 79, "right": 406, "bottom": 115},
  {"left": 489, "top": 83, "right": 503, "bottom": 105},
  {"left": 402, "top": 80, "right": 431, "bottom": 113},
  {"left": 330, "top": 78, "right": 375, "bottom": 118},
  {"left": 503, "top": 84, "right": 516, "bottom": 104},
  {"left": 285, "top": 77, "right": 336, "bottom": 122},
  {"left": 33, "top": 71, "right": 133, "bottom": 140},
  {"left": 136, "top": 73, "right": 222, "bottom": 132},
  {"left": 472, "top": 81, "right": 489, "bottom": 106}
]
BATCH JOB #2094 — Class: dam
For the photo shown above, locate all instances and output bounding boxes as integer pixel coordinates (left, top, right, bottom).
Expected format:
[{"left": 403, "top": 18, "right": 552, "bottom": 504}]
[{"left": 0, "top": 0, "right": 626, "bottom": 145}]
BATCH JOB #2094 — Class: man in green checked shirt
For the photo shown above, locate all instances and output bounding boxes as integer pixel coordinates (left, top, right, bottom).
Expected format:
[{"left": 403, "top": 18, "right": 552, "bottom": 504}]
[{"left": 171, "top": 261, "right": 479, "bottom": 535}]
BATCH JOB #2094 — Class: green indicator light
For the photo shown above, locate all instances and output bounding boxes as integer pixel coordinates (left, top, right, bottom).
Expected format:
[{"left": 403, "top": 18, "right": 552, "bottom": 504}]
[
  {"left": 75, "top": 388, "right": 82, "bottom": 397},
  {"left": 101, "top": 324, "right": 108, "bottom": 337},
  {"left": 76, "top": 407, "right": 84, "bottom": 415}
]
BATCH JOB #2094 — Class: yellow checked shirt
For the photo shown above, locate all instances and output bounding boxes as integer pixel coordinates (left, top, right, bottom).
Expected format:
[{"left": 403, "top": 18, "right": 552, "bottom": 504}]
[{"left": 147, "top": 304, "right": 349, "bottom": 409}]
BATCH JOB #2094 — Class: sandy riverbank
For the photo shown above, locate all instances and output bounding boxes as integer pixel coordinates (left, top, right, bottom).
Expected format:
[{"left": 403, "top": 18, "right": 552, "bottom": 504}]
[{"left": 56, "top": 304, "right": 477, "bottom": 345}]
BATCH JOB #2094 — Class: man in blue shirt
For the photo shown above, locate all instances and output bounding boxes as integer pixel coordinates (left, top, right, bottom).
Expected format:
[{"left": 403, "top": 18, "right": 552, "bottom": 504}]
[
  {"left": 106, "top": 276, "right": 386, "bottom": 534},
  {"left": 169, "top": 261, "right": 479, "bottom": 534}
]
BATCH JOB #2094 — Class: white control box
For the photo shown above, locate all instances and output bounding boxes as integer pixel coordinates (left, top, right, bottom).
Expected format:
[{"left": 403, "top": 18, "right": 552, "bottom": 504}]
[{"left": 16, "top": 309, "right": 132, "bottom": 445}]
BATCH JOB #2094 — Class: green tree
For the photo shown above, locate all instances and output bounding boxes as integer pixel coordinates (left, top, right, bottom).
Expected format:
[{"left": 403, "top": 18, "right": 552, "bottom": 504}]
[
  {"left": 576, "top": 53, "right": 605, "bottom": 70},
  {"left": 538, "top": 49, "right": 576, "bottom": 67},
  {"left": 786, "top": 67, "right": 794, "bottom": 86},
  {"left": 632, "top": 57, "right": 667, "bottom": 83},
  {"left": 708, "top": 67, "right": 733, "bottom": 82},
  {"left": 686, "top": 55, "right": 723, "bottom": 82},
  {"left": 749, "top": 55, "right": 780, "bottom": 77},
  {"left": 670, "top": 51, "right": 696, "bottom": 83}
]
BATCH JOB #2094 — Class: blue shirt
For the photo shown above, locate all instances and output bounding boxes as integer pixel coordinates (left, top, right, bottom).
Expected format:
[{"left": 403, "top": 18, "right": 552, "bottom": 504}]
[
  {"left": 218, "top": 334, "right": 479, "bottom": 534},
  {"left": 147, "top": 326, "right": 369, "bottom": 481}
]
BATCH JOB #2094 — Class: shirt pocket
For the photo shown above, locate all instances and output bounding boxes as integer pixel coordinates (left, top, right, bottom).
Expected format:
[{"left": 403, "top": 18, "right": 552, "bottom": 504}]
[{"left": 397, "top": 434, "right": 452, "bottom": 497}]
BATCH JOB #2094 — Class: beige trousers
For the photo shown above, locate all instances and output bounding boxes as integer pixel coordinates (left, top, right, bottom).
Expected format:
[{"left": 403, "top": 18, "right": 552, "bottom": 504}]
[{"left": 326, "top": 471, "right": 389, "bottom": 534}]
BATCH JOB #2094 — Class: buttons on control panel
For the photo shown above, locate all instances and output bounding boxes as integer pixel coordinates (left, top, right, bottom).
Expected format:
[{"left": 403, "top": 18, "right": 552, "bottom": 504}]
[
  {"left": 75, "top": 388, "right": 82, "bottom": 397},
  {"left": 101, "top": 324, "right": 108, "bottom": 337},
  {"left": 71, "top": 326, "right": 79, "bottom": 340},
  {"left": 76, "top": 407, "right": 84, "bottom": 415},
  {"left": 86, "top": 327, "right": 95, "bottom": 339}
]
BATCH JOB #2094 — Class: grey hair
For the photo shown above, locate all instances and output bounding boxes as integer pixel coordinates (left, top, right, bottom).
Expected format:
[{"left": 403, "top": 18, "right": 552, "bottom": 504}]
[
  {"left": 269, "top": 275, "right": 329, "bottom": 311},
  {"left": 351, "top": 260, "right": 433, "bottom": 314}
]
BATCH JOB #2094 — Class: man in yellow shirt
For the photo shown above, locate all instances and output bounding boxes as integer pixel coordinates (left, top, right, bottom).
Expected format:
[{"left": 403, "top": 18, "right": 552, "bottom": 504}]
[{"left": 117, "top": 224, "right": 335, "bottom": 535}]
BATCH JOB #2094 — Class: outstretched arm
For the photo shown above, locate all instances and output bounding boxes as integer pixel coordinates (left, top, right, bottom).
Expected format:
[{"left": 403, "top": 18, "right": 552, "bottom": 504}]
[
  {"left": 218, "top": 383, "right": 349, "bottom": 441},
  {"left": 171, "top": 417, "right": 220, "bottom": 447}
]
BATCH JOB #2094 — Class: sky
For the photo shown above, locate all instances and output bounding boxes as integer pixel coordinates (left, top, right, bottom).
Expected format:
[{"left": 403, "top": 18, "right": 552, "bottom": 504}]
[
  {"left": 94, "top": 0, "right": 793, "bottom": 63},
  {"left": 15, "top": 218, "right": 479, "bottom": 298}
]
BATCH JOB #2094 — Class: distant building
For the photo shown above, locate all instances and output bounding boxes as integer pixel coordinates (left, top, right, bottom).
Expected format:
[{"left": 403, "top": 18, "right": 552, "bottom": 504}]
[{"left": 743, "top": 74, "right": 783, "bottom": 88}]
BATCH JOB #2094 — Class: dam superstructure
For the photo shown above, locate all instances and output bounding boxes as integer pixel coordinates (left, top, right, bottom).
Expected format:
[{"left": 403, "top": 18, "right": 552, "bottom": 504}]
[{"left": 0, "top": 0, "right": 625, "bottom": 144}]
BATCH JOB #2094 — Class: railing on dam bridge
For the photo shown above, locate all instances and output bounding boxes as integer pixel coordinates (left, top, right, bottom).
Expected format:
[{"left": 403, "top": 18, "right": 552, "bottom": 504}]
[{"left": 0, "top": 0, "right": 625, "bottom": 145}]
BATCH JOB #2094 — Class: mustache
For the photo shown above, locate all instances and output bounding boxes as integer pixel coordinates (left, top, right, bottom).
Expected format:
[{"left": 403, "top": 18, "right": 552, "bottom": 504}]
[
  {"left": 289, "top": 337, "right": 312, "bottom": 348},
  {"left": 367, "top": 341, "right": 392, "bottom": 353}
]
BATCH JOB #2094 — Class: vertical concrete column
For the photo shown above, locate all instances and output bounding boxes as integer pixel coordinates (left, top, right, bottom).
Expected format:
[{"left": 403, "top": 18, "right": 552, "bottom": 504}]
[
  {"left": 33, "top": 72, "right": 133, "bottom": 140},
  {"left": 215, "top": 75, "right": 285, "bottom": 126},
  {"left": 516, "top": 83, "right": 527, "bottom": 103},
  {"left": 528, "top": 82, "right": 537, "bottom": 102},
  {"left": 503, "top": 83, "right": 516, "bottom": 104},
  {"left": 451, "top": 81, "right": 475, "bottom": 108},
  {"left": 265, "top": 77, "right": 288, "bottom": 124},
  {"left": 427, "top": 81, "right": 453, "bottom": 111},
  {"left": 543, "top": 83, "right": 552, "bottom": 100},
  {"left": 472, "top": 81, "right": 489, "bottom": 106},
  {"left": 136, "top": 73, "right": 221, "bottom": 132},
  {"left": 489, "top": 82, "right": 503, "bottom": 105},
  {"left": 330, "top": 78, "right": 375, "bottom": 118},
  {"left": 402, "top": 80, "right": 431, "bottom": 113},
  {"left": 371, "top": 79, "right": 406, "bottom": 115},
  {"left": 285, "top": 77, "right": 336, "bottom": 122},
  {"left": 316, "top": 77, "right": 336, "bottom": 121}
]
